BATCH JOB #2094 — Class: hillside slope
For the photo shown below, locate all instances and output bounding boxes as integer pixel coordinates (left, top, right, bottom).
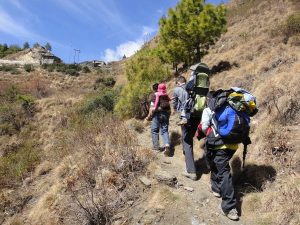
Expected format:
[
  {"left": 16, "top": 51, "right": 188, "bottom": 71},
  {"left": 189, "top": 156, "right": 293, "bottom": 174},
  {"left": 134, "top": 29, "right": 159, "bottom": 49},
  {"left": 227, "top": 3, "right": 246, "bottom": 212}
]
[
  {"left": 0, "top": 0, "right": 299, "bottom": 225},
  {"left": 124, "top": 0, "right": 300, "bottom": 225}
]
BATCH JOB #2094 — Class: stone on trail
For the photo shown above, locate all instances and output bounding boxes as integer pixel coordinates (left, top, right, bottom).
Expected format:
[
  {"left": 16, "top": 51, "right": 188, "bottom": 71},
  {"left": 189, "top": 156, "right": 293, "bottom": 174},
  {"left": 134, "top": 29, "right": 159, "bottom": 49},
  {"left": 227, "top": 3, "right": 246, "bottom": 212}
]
[
  {"left": 127, "top": 200, "right": 134, "bottom": 206},
  {"left": 139, "top": 176, "right": 151, "bottom": 187},
  {"left": 162, "top": 159, "right": 172, "bottom": 164},
  {"left": 154, "top": 170, "right": 177, "bottom": 186},
  {"left": 183, "top": 186, "right": 194, "bottom": 192},
  {"left": 191, "top": 216, "right": 207, "bottom": 225}
]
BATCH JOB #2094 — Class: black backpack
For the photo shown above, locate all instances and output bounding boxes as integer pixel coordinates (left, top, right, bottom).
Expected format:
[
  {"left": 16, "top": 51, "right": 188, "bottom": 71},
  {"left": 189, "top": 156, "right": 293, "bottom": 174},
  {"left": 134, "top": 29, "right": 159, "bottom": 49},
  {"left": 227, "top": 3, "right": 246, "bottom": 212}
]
[
  {"left": 206, "top": 89, "right": 253, "bottom": 168},
  {"left": 158, "top": 95, "right": 171, "bottom": 111}
]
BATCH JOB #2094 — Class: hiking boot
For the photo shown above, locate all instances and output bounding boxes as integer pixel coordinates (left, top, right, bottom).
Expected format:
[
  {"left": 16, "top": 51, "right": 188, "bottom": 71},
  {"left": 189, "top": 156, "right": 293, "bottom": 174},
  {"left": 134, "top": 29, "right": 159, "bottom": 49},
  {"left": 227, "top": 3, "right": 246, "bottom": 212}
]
[
  {"left": 182, "top": 171, "right": 197, "bottom": 181},
  {"left": 220, "top": 206, "right": 239, "bottom": 221},
  {"left": 212, "top": 191, "right": 221, "bottom": 198},
  {"left": 177, "top": 118, "right": 188, "bottom": 126},
  {"left": 164, "top": 146, "right": 172, "bottom": 157}
]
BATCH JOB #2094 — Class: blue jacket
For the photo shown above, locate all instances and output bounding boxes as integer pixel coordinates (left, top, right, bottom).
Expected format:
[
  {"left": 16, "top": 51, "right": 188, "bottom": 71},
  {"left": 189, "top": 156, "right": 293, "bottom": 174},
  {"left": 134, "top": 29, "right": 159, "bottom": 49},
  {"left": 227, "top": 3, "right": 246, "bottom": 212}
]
[{"left": 215, "top": 105, "right": 250, "bottom": 137}]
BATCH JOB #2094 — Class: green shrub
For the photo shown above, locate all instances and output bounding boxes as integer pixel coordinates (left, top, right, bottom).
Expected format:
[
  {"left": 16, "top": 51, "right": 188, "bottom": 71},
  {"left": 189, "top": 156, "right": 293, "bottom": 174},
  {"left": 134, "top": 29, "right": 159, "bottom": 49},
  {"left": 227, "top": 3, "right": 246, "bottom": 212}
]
[
  {"left": 271, "top": 12, "right": 300, "bottom": 41},
  {"left": 24, "top": 64, "right": 34, "bottom": 73},
  {"left": 0, "top": 64, "right": 19, "bottom": 74},
  {"left": 0, "top": 86, "right": 35, "bottom": 135},
  {"left": 130, "top": 120, "right": 145, "bottom": 133},
  {"left": 4, "top": 85, "right": 19, "bottom": 101},
  {"left": 0, "top": 44, "right": 22, "bottom": 58},
  {"left": 115, "top": 47, "right": 171, "bottom": 119},
  {"left": 79, "top": 89, "right": 119, "bottom": 115},
  {"left": 283, "top": 12, "right": 300, "bottom": 37},
  {"left": 82, "top": 66, "right": 91, "bottom": 73},
  {"left": 42, "top": 63, "right": 82, "bottom": 75},
  {"left": 0, "top": 139, "right": 40, "bottom": 186},
  {"left": 42, "top": 64, "right": 55, "bottom": 72},
  {"left": 65, "top": 69, "right": 79, "bottom": 76},
  {"left": 103, "top": 77, "right": 116, "bottom": 87},
  {"left": 95, "top": 77, "right": 116, "bottom": 87},
  {"left": 68, "top": 64, "right": 82, "bottom": 71},
  {"left": 56, "top": 64, "right": 67, "bottom": 73}
]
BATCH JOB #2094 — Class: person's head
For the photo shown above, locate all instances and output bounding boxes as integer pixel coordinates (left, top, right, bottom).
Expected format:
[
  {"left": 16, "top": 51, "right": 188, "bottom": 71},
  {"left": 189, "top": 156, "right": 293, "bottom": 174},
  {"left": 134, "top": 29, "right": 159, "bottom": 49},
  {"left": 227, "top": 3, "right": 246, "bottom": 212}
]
[
  {"left": 152, "top": 83, "right": 159, "bottom": 92},
  {"left": 157, "top": 83, "right": 167, "bottom": 94},
  {"left": 176, "top": 76, "right": 186, "bottom": 86}
]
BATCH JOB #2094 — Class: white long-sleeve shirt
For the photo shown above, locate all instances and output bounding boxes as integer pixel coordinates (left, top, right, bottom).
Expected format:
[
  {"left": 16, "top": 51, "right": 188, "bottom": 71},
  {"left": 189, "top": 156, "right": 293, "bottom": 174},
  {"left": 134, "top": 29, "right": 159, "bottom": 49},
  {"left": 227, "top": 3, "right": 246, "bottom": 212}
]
[{"left": 201, "top": 107, "right": 213, "bottom": 134}]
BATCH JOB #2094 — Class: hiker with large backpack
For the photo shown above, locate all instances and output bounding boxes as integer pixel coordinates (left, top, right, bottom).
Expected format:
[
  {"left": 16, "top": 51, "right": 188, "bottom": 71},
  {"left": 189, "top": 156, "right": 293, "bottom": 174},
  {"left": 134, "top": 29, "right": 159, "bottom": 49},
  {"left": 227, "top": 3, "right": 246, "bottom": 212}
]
[
  {"left": 146, "top": 83, "right": 171, "bottom": 155},
  {"left": 198, "top": 88, "right": 258, "bottom": 221},
  {"left": 172, "top": 63, "right": 210, "bottom": 180},
  {"left": 177, "top": 63, "right": 210, "bottom": 125}
]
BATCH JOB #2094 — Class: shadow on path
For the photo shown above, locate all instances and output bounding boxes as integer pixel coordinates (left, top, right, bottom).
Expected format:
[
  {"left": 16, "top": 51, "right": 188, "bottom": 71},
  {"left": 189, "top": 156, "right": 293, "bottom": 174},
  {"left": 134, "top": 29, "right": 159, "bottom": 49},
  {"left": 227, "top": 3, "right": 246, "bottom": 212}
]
[
  {"left": 231, "top": 157, "right": 277, "bottom": 216},
  {"left": 195, "top": 156, "right": 211, "bottom": 179}
]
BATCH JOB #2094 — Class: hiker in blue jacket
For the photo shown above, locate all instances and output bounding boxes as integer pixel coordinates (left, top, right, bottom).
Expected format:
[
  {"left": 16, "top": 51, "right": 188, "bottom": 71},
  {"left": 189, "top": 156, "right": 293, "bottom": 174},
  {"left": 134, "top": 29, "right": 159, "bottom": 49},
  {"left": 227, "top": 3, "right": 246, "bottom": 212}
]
[{"left": 199, "top": 89, "right": 255, "bottom": 221}]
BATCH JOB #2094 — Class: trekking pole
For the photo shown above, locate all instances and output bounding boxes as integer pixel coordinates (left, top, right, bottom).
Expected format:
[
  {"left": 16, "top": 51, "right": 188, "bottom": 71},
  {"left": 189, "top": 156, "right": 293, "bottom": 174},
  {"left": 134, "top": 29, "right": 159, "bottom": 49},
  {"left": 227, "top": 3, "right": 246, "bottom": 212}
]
[{"left": 242, "top": 137, "right": 251, "bottom": 169}]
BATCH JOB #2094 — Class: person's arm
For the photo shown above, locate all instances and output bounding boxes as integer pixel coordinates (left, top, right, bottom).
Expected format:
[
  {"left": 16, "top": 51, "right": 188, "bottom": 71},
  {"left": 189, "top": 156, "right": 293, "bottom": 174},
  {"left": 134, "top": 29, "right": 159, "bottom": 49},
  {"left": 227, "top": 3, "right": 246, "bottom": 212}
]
[
  {"left": 172, "top": 88, "right": 179, "bottom": 111},
  {"left": 145, "top": 107, "right": 154, "bottom": 121},
  {"left": 145, "top": 93, "right": 155, "bottom": 121},
  {"left": 201, "top": 108, "right": 212, "bottom": 134}
]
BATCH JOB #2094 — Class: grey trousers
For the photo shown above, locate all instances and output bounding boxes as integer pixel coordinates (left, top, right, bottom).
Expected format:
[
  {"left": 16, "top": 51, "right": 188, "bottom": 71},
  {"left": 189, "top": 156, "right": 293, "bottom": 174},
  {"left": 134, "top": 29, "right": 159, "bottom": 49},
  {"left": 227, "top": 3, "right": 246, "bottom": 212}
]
[{"left": 181, "top": 117, "right": 201, "bottom": 173}]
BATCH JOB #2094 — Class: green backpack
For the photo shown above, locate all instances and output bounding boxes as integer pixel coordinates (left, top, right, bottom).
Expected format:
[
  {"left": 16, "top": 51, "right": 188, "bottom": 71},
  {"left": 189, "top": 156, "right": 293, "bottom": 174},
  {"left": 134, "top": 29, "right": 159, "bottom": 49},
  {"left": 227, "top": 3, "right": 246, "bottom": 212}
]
[{"left": 187, "top": 63, "right": 210, "bottom": 116}]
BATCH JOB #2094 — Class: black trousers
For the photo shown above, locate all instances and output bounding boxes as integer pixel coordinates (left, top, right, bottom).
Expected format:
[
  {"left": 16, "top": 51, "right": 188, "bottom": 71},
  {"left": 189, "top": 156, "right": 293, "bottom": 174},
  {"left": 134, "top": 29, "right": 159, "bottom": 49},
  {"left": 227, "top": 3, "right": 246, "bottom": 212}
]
[{"left": 210, "top": 149, "right": 236, "bottom": 212}]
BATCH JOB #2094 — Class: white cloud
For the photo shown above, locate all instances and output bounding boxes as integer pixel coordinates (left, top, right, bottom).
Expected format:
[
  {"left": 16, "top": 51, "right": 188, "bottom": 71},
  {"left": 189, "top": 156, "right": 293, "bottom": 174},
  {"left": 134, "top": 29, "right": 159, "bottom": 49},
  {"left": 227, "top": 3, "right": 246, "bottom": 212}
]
[
  {"left": 102, "top": 39, "right": 144, "bottom": 62},
  {"left": 0, "top": 7, "right": 33, "bottom": 38},
  {"left": 142, "top": 26, "right": 156, "bottom": 36},
  {"left": 102, "top": 25, "right": 159, "bottom": 62},
  {"left": 102, "top": 26, "right": 157, "bottom": 62}
]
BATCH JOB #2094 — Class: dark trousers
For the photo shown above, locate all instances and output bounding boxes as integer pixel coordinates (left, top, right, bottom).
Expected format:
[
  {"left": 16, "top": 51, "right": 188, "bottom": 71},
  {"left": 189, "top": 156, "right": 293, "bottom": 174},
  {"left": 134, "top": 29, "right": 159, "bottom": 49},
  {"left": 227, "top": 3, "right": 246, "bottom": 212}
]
[
  {"left": 210, "top": 149, "right": 236, "bottom": 211},
  {"left": 181, "top": 116, "right": 201, "bottom": 173}
]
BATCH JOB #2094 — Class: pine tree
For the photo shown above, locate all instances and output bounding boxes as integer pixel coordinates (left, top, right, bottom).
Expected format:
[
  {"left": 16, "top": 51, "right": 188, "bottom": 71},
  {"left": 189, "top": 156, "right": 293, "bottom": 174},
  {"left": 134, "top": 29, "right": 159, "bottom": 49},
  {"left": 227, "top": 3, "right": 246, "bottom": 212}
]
[
  {"left": 159, "top": 0, "right": 226, "bottom": 67},
  {"left": 23, "top": 42, "right": 30, "bottom": 49},
  {"left": 33, "top": 42, "right": 40, "bottom": 48},
  {"left": 45, "top": 42, "right": 52, "bottom": 51}
]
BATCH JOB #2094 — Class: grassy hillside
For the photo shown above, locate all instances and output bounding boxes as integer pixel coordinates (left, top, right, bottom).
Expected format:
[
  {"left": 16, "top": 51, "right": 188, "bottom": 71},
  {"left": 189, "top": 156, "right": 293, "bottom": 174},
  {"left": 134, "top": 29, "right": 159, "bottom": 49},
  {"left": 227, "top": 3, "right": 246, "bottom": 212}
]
[
  {"left": 0, "top": 0, "right": 299, "bottom": 224},
  {"left": 202, "top": 0, "right": 300, "bottom": 224},
  {"left": 0, "top": 63, "right": 152, "bottom": 224}
]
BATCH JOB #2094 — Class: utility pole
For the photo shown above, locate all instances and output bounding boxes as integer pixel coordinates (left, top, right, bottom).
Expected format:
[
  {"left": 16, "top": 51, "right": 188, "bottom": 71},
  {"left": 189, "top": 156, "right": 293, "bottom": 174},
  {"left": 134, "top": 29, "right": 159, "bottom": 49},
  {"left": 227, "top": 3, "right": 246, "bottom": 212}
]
[
  {"left": 73, "top": 49, "right": 80, "bottom": 64},
  {"left": 77, "top": 49, "right": 80, "bottom": 64}
]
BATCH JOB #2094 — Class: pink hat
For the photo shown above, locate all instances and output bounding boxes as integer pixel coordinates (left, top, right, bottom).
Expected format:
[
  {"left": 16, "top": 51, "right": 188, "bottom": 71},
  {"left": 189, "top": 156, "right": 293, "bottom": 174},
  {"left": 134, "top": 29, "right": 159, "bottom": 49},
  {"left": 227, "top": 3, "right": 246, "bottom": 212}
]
[{"left": 157, "top": 83, "right": 167, "bottom": 94}]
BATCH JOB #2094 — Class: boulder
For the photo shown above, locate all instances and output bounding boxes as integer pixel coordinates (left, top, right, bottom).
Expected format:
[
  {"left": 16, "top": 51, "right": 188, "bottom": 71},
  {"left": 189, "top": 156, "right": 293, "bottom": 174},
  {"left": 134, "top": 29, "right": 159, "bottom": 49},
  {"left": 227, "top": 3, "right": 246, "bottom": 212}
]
[{"left": 154, "top": 170, "right": 177, "bottom": 186}]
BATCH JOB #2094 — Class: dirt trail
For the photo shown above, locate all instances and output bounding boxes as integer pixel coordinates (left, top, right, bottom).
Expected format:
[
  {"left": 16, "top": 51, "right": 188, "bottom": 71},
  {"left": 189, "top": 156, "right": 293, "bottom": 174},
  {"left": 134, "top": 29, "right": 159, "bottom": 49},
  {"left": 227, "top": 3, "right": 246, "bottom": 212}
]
[{"left": 134, "top": 115, "right": 246, "bottom": 225}]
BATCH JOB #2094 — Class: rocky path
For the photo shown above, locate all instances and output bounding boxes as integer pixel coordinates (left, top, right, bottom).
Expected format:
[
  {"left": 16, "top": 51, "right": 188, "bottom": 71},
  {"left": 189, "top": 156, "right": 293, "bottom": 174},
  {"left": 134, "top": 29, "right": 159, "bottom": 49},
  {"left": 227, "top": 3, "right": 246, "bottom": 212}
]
[{"left": 133, "top": 115, "right": 246, "bottom": 225}]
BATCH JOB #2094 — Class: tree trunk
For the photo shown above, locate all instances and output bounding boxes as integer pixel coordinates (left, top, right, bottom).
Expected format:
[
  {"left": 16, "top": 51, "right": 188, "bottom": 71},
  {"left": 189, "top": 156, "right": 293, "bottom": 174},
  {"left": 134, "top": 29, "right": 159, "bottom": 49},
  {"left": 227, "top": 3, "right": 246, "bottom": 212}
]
[{"left": 195, "top": 45, "right": 201, "bottom": 63}]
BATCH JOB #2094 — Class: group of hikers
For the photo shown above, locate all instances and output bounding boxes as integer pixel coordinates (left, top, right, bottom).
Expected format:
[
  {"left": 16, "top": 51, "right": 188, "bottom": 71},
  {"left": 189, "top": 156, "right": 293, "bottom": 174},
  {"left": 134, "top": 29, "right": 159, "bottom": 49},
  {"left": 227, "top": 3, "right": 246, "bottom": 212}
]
[{"left": 145, "top": 62, "right": 258, "bottom": 221}]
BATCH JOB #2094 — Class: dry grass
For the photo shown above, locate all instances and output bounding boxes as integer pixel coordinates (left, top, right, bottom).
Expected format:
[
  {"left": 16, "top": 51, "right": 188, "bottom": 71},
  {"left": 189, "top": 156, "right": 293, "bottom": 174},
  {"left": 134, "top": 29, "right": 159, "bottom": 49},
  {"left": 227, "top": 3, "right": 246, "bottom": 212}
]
[
  {"left": 202, "top": 0, "right": 300, "bottom": 224},
  {"left": 58, "top": 114, "right": 152, "bottom": 225}
]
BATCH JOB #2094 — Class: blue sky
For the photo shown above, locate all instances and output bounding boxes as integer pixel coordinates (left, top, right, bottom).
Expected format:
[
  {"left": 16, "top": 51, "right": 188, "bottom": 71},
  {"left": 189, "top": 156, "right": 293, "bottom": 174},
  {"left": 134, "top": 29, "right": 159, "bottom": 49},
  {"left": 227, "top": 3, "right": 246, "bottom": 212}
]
[{"left": 0, "top": 0, "right": 227, "bottom": 63}]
